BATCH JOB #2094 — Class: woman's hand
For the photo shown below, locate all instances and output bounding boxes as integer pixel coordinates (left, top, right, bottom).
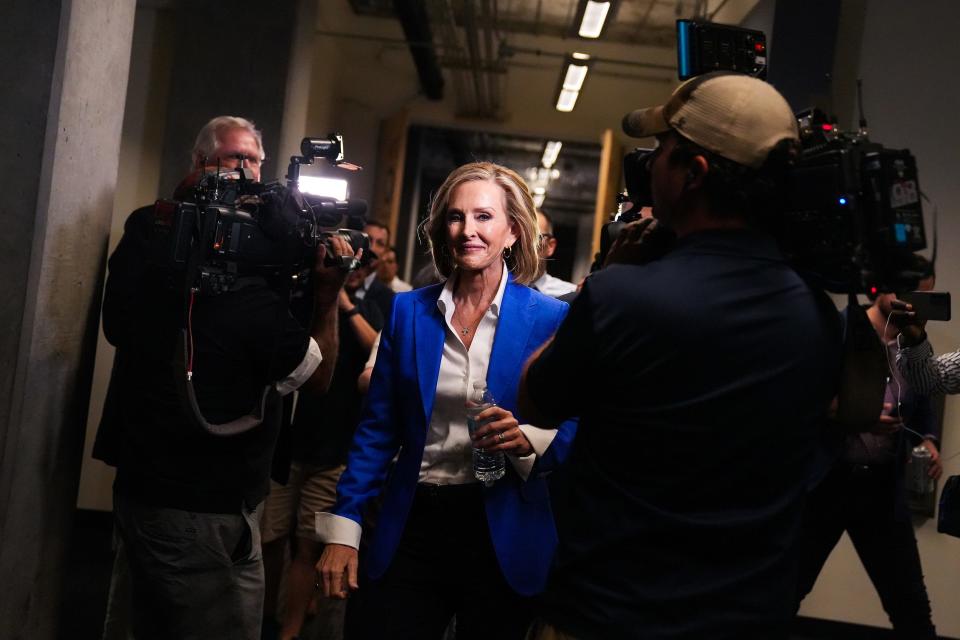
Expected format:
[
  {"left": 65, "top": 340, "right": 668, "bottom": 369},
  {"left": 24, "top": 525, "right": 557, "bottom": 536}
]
[
  {"left": 471, "top": 406, "right": 534, "bottom": 457},
  {"left": 316, "top": 544, "right": 359, "bottom": 599}
]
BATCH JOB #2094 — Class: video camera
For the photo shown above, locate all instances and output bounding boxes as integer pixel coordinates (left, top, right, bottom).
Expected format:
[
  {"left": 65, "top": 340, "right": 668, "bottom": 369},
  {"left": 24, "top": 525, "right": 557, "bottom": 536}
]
[
  {"left": 611, "top": 20, "right": 930, "bottom": 294},
  {"left": 150, "top": 134, "right": 370, "bottom": 296}
]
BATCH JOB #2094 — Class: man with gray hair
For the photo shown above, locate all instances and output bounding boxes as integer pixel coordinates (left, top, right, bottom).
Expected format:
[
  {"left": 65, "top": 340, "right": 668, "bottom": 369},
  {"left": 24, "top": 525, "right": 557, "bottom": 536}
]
[
  {"left": 191, "top": 115, "right": 266, "bottom": 180},
  {"left": 94, "top": 116, "right": 353, "bottom": 639}
]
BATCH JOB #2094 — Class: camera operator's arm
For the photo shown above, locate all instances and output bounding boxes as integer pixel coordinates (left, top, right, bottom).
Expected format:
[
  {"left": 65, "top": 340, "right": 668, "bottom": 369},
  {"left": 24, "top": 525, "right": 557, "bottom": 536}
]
[
  {"left": 339, "top": 290, "right": 378, "bottom": 352},
  {"left": 300, "top": 236, "right": 358, "bottom": 394}
]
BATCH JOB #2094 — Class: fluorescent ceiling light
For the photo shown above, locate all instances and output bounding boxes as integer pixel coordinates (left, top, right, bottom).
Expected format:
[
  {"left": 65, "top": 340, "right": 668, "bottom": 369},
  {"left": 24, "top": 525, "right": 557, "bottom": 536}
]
[
  {"left": 562, "top": 64, "right": 589, "bottom": 91},
  {"left": 578, "top": 1, "right": 610, "bottom": 38},
  {"left": 556, "top": 89, "right": 579, "bottom": 112},
  {"left": 572, "top": 52, "right": 591, "bottom": 61},
  {"left": 541, "top": 141, "right": 563, "bottom": 169},
  {"left": 298, "top": 176, "right": 349, "bottom": 200}
]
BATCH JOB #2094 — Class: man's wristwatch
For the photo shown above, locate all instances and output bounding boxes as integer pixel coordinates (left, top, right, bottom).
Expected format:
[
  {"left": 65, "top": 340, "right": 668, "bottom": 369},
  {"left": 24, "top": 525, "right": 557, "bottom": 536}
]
[{"left": 344, "top": 307, "right": 360, "bottom": 318}]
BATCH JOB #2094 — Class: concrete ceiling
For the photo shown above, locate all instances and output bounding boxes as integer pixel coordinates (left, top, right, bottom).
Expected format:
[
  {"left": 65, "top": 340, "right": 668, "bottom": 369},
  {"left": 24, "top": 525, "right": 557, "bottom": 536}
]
[
  {"left": 342, "top": 0, "right": 763, "bottom": 119},
  {"left": 346, "top": 0, "right": 763, "bottom": 46}
]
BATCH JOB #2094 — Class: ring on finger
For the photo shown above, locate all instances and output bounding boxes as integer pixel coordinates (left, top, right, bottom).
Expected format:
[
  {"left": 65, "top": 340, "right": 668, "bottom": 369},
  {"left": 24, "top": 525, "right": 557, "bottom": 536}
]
[{"left": 498, "top": 432, "right": 505, "bottom": 443}]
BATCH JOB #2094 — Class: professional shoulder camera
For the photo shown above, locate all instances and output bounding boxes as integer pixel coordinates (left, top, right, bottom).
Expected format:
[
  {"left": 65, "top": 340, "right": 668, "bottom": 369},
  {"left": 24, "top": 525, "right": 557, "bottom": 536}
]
[
  {"left": 150, "top": 134, "right": 370, "bottom": 296},
  {"left": 615, "top": 20, "right": 930, "bottom": 294}
]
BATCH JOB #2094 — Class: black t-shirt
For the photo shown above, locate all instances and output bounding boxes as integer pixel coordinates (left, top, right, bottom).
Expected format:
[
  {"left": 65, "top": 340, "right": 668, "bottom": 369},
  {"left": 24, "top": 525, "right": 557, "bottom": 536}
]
[
  {"left": 290, "top": 290, "right": 385, "bottom": 467},
  {"left": 96, "top": 206, "right": 311, "bottom": 512},
  {"left": 526, "top": 229, "right": 841, "bottom": 639}
]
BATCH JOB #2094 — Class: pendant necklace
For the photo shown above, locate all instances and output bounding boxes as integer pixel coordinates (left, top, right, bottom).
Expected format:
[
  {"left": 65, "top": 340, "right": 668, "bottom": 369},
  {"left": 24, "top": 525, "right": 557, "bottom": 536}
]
[
  {"left": 455, "top": 314, "right": 475, "bottom": 336},
  {"left": 454, "top": 308, "right": 482, "bottom": 337}
]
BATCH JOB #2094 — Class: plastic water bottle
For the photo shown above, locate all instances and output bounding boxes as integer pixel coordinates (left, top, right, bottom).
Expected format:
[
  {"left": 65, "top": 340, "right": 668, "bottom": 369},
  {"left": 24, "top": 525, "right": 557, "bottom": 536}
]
[{"left": 466, "top": 382, "right": 505, "bottom": 486}]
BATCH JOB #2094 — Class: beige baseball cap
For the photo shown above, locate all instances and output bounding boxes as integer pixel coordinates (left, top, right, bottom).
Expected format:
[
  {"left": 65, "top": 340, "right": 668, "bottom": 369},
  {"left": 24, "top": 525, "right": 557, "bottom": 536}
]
[{"left": 622, "top": 72, "right": 799, "bottom": 169}]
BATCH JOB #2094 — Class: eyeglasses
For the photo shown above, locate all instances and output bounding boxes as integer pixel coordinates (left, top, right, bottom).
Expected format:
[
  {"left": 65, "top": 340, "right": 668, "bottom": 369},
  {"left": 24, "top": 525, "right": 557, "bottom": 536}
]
[{"left": 538, "top": 233, "right": 554, "bottom": 243}]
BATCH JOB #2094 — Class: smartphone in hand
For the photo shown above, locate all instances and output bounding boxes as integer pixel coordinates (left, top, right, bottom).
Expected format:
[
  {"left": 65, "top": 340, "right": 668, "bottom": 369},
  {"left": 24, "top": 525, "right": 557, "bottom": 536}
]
[{"left": 898, "top": 291, "right": 951, "bottom": 322}]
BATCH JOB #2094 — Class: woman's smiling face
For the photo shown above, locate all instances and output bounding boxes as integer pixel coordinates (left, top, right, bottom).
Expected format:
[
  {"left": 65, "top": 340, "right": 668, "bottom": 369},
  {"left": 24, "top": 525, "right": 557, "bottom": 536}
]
[{"left": 444, "top": 179, "right": 518, "bottom": 277}]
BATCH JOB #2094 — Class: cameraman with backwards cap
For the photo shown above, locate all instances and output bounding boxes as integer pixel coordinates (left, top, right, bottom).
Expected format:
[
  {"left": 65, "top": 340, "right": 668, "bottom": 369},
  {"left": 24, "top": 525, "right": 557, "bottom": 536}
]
[
  {"left": 93, "top": 116, "right": 356, "bottom": 640},
  {"left": 518, "top": 72, "right": 841, "bottom": 639}
]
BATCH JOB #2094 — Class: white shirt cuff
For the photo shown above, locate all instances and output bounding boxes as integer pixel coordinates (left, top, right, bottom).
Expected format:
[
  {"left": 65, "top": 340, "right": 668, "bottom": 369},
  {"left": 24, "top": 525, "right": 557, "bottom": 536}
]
[
  {"left": 520, "top": 423, "right": 559, "bottom": 457},
  {"left": 507, "top": 424, "right": 558, "bottom": 481},
  {"left": 275, "top": 337, "right": 322, "bottom": 396},
  {"left": 315, "top": 511, "right": 361, "bottom": 548}
]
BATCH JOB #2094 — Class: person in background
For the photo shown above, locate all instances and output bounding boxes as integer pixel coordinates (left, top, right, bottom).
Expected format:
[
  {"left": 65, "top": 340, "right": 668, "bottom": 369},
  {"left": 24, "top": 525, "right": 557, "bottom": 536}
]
[
  {"left": 377, "top": 246, "right": 414, "bottom": 293},
  {"left": 354, "top": 221, "right": 396, "bottom": 321},
  {"left": 794, "top": 266, "right": 941, "bottom": 639},
  {"left": 316, "top": 161, "right": 577, "bottom": 640},
  {"left": 529, "top": 211, "right": 577, "bottom": 298}
]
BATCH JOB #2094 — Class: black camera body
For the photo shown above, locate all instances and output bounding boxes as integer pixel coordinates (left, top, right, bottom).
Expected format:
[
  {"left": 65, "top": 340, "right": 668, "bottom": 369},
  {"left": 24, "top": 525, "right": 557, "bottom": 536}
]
[
  {"left": 150, "top": 135, "right": 369, "bottom": 296},
  {"left": 780, "top": 109, "right": 926, "bottom": 293},
  {"left": 613, "top": 21, "right": 929, "bottom": 294}
]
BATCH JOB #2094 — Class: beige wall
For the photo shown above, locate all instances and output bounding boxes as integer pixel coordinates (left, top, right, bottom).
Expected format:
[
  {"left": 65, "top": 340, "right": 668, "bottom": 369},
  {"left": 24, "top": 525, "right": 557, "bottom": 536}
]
[{"left": 76, "top": 6, "right": 174, "bottom": 510}]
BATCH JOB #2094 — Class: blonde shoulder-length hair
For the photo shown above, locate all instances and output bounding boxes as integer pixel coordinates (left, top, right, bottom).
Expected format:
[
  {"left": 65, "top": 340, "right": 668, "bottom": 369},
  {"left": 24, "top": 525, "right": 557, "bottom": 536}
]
[{"left": 423, "top": 162, "right": 540, "bottom": 285}]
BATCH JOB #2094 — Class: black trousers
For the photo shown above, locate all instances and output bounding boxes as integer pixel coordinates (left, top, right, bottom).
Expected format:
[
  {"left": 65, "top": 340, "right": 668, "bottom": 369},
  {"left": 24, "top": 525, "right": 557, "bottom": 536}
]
[
  {"left": 347, "top": 483, "right": 532, "bottom": 640},
  {"left": 795, "top": 463, "right": 936, "bottom": 639}
]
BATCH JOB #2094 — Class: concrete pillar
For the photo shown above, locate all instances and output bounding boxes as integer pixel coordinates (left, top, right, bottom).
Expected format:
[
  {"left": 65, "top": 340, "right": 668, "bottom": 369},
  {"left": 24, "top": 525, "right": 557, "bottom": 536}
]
[{"left": 0, "top": 0, "right": 135, "bottom": 637}]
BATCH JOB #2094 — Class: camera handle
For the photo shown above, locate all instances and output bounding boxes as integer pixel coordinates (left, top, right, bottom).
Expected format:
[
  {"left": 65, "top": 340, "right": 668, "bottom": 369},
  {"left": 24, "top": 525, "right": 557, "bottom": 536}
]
[{"left": 285, "top": 155, "right": 312, "bottom": 189}]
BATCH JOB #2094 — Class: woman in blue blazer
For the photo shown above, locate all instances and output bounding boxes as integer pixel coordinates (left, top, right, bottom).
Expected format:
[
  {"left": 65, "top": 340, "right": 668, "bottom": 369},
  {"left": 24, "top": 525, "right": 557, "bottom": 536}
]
[{"left": 316, "top": 162, "right": 577, "bottom": 639}]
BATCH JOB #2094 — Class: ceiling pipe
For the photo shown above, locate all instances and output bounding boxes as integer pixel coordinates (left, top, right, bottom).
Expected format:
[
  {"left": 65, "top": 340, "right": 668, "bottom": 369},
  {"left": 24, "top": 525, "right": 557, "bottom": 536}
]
[
  {"left": 481, "top": 0, "right": 501, "bottom": 114},
  {"left": 461, "top": 0, "right": 489, "bottom": 114},
  {"left": 393, "top": 0, "right": 445, "bottom": 100}
]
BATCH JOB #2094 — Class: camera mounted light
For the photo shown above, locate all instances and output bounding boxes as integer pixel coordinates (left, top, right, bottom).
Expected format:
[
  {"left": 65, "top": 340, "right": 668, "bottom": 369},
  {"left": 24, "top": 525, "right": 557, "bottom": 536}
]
[
  {"left": 298, "top": 176, "right": 349, "bottom": 200},
  {"left": 301, "top": 135, "right": 344, "bottom": 164}
]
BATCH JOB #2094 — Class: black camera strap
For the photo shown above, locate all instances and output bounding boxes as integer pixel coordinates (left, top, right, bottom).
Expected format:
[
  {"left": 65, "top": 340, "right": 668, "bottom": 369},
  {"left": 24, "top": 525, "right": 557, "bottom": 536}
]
[
  {"left": 172, "top": 203, "right": 283, "bottom": 437},
  {"left": 174, "top": 328, "right": 279, "bottom": 437}
]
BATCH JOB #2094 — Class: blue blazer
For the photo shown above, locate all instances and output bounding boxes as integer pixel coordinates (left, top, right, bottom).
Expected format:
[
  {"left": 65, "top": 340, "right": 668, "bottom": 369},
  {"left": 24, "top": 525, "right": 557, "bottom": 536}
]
[{"left": 332, "top": 277, "right": 577, "bottom": 596}]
